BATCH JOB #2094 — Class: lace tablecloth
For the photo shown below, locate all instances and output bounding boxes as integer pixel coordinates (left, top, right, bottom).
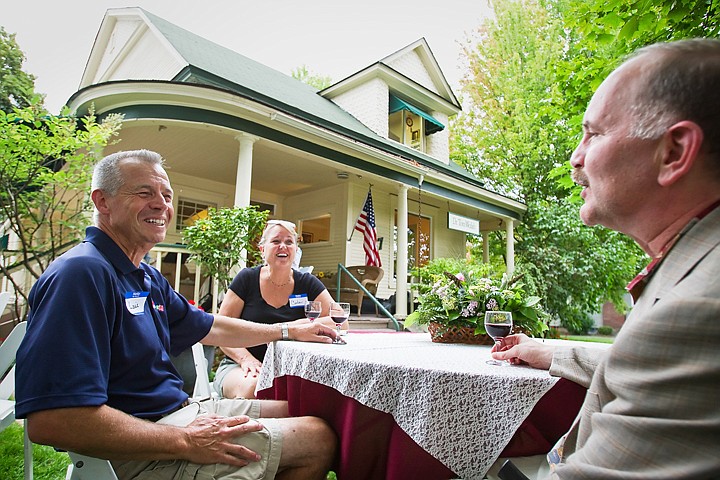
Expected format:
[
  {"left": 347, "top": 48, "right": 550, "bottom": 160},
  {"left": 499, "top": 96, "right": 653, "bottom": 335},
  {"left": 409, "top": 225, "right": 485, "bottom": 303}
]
[{"left": 257, "top": 332, "right": 560, "bottom": 478}]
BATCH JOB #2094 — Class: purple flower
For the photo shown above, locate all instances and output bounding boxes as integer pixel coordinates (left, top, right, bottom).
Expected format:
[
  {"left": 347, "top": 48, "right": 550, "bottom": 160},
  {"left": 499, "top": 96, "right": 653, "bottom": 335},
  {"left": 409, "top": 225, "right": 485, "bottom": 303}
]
[
  {"left": 455, "top": 273, "right": 465, "bottom": 282},
  {"left": 486, "top": 298, "right": 499, "bottom": 311}
]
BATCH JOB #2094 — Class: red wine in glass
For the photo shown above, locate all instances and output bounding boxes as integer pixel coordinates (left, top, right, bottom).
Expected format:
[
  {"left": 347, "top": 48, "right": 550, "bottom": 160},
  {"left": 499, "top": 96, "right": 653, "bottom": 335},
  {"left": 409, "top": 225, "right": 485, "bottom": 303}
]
[
  {"left": 330, "top": 302, "right": 350, "bottom": 344},
  {"left": 304, "top": 301, "right": 321, "bottom": 322},
  {"left": 485, "top": 311, "right": 513, "bottom": 366}
]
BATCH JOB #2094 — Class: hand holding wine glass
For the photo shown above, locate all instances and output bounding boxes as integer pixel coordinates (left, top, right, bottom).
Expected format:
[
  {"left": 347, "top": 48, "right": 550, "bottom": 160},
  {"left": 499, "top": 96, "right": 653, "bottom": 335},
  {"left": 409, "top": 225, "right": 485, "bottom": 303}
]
[
  {"left": 304, "top": 300, "right": 322, "bottom": 322},
  {"left": 485, "top": 311, "right": 513, "bottom": 366},
  {"left": 329, "top": 302, "right": 350, "bottom": 344}
]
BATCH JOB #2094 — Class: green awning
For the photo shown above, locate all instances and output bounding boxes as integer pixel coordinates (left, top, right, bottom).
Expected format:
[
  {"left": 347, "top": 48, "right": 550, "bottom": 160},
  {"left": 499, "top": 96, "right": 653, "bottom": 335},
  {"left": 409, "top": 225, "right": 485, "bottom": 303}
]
[{"left": 389, "top": 95, "right": 444, "bottom": 134}]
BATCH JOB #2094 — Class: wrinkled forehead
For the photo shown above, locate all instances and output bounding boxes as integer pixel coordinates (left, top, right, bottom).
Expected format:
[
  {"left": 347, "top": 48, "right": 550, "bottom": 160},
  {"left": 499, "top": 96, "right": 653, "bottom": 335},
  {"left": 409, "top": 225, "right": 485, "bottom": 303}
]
[{"left": 121, "top": 159, "right": 171, "bottom": 188}]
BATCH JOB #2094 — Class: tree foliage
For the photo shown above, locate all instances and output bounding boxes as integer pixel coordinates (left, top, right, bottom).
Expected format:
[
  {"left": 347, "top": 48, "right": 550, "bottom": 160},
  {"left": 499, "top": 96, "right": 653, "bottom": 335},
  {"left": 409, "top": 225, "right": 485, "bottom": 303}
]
[
  {"left": 454, "top": 0, "right": 720, "bottom": 331},
  {"left": 452, "top": 0, "right": 646, "bottom": 331},
  {"left": 182, "top": 206, "right": 268, "bottom": 294},
  {"left": 0, "top": 27, "right": 38, "bottom": 112},
  {"left": 291, "top": 65, "right": 333, "bottom": 90},
  {"left": 0, "top": 102, "right": 123, "bottom": 318}
]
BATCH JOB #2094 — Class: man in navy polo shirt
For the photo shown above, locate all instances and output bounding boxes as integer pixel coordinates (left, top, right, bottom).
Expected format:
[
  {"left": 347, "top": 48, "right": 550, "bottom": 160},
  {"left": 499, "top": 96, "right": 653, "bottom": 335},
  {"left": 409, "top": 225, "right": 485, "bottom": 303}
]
[{"left": 16, "top": 149, "right": 338, "bottom": 480}]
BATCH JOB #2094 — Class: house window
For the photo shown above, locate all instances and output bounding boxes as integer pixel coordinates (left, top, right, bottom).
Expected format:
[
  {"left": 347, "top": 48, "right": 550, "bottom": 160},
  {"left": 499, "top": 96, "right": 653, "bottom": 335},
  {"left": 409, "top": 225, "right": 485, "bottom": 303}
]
[
  {"left": 389, "top": 110, "right": 424, "bottom": 151},
  {"left": 299, "top": 214, "right": 331, "bottom": 244},
  {"left": 388, "top": 94, "right": 444, "bottom": 152},
  {"left": 176, "top": 198, "right": 216, "bottom": 232},
  {"left": 250, "top": 200, "right": 275, "bottom": 216}
]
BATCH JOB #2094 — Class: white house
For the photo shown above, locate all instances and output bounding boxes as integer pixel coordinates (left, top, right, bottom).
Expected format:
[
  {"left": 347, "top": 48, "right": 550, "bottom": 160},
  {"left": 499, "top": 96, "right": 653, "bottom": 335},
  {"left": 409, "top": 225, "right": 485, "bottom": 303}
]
[{"left": 64, "top": 7, "right": 526, "bottom": 320}]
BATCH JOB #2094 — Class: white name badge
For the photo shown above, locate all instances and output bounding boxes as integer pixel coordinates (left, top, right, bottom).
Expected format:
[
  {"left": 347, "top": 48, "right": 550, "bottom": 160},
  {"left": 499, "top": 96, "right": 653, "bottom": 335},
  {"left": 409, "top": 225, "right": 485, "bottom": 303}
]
[
  {"left": 125, "top": 291, "right": 149, "bottom": 315},
  {"left": 289, "top": 294, "right": 308, "bottom": 308}
]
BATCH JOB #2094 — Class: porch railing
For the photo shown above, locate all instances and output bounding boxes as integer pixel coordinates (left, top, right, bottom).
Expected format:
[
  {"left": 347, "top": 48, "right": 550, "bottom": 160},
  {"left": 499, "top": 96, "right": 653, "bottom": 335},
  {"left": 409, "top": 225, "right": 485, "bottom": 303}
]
[
  {"left": 148, "top": 244, "right": 220, "bottom": 313},
  {"left": 333, "top": 263, "right": 400, "bottom": 331}
]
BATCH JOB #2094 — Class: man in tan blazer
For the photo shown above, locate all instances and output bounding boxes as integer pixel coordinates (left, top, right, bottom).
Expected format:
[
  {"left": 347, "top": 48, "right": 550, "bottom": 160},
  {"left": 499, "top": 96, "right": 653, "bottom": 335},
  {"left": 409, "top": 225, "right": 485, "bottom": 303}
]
[{"left": 493, "top": 39, "right": 720, "bottom": 479}]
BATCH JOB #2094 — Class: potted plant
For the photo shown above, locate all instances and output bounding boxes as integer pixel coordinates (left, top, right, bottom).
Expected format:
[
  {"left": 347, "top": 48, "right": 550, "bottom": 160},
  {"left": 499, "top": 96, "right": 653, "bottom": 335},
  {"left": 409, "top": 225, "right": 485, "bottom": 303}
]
[
  {"left": 405, "top": 261, "right": 548, "bottom": 344},
  {"left": 182, "top": 206, "right": 268, "bottom": 297}
]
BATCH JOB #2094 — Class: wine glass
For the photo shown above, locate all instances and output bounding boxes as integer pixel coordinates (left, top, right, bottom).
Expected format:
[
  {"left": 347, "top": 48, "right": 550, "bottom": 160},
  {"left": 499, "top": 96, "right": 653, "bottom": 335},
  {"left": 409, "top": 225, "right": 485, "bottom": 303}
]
[
  {"left": 329, "top": 302, "right": 350, "bottom": 344},
  {"left": 485, "top": 311, "right": 513, "bottom": 366},
  {"left": 304, "top": 300, "right": 321, "bottom": 322}
]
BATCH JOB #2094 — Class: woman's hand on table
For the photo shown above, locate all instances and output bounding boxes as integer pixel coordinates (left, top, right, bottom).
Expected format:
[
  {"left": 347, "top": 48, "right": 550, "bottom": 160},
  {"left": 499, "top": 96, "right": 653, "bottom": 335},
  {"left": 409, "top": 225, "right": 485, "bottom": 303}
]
[{"left": 491, "top": 333, "right": 555, "bottom": 370}]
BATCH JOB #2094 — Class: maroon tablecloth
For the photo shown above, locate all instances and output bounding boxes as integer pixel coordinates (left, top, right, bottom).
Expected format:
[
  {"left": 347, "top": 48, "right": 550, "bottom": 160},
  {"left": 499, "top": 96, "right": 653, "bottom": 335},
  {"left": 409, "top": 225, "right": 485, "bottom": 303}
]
[{"left": 258, "top": 375, "right": 585, "bottom": 479}]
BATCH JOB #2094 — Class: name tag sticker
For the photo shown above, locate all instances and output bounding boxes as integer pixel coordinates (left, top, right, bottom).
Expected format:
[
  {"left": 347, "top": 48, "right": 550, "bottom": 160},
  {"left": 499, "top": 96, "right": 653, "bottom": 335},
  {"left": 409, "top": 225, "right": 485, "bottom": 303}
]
[
  {"left": 125, "top": 291, "right": 149, "bottom": 315},
  {"left": 289, "top": 294, "right": 308, "bottom": 308}
]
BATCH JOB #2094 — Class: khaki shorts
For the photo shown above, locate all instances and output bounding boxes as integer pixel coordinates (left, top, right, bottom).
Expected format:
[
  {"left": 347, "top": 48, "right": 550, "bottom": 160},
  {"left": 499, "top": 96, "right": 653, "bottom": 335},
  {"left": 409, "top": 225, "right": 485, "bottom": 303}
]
[{"left": 112, "top": 398, "right": 282, "bottom": 480}]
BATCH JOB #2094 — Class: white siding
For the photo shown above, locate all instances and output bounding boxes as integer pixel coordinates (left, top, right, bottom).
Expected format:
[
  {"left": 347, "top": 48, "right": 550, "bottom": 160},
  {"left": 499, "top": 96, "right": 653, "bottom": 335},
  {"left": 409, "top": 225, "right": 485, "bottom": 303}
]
[
  {"left": 331, "top": 78, "right": 389, "bottom": 137},
  {"left": 425, "top": 110, "right": 450, "bottom": 164},
  {"left": 386, "top": 50, "right": 439, "bottom": 96},
  {"left": 95, "top": 20, "right": 185, "bottom": 84},
  {"left": 283, "top": 184, "right": 348, "bottom": 277},
  {"left": 109, "top": 29, "right": 185, "bottom": 81}
]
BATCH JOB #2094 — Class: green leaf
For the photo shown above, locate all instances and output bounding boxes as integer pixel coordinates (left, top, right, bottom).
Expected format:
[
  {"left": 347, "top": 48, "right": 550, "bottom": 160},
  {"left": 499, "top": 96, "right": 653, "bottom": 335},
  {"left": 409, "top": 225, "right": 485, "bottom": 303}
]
[
  {"left": 618, "top": 16, "right": 639, "bottom": 40},
  {"left": 404, "top": 311, "right": 420, "bottom": 328}
]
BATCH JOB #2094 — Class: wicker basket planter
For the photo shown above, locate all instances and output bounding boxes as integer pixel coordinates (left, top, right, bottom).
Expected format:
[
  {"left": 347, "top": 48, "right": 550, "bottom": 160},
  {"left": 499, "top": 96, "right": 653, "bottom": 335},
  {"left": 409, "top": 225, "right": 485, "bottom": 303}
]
[{"left": 428, "top": 321, "right": 494, "bottom": 345}]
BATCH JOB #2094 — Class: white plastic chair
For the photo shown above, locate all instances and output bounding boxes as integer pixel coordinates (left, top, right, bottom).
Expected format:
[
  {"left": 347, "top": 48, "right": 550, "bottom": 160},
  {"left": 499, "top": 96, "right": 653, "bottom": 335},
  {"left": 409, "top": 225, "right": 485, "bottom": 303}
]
[
  {"left": 1, "top": 321, "right": 32, "bottom": 480},
  {"left": 66, "top": 342, "right": 213, "bottom": 479},
  {"left": 0, "top": 291, "right": 11, "bottom": 315}
]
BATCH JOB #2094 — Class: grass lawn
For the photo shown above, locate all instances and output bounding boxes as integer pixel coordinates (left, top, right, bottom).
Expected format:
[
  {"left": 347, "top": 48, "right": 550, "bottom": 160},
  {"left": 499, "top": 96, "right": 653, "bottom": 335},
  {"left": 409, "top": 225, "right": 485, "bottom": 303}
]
[
  {"left": 0, "top": 422, "right": 69, "bottom": 480},
  {"left": 563, "top": 334, "right": 615, "bottom": 344}
]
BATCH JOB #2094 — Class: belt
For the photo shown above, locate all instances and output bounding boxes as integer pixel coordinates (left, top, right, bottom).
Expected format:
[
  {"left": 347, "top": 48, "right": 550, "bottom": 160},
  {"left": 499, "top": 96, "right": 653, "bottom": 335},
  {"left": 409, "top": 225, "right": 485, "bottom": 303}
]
[{"left": 145, "top": 399, "right": 190, "bottom": 423}]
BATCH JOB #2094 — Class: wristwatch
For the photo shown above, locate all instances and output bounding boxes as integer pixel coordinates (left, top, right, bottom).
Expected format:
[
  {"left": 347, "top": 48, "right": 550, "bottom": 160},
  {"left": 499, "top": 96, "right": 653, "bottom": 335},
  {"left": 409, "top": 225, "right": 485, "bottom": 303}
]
[{"left": 280, "top": 323, "right": 289, "bottom": 341}]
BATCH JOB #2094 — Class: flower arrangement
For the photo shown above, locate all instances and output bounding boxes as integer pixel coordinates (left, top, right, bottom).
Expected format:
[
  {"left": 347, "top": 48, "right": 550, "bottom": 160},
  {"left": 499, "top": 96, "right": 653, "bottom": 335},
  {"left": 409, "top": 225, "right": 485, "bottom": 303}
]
[{"left": 405, "top": 269, "right": 548, "bottom": 339}]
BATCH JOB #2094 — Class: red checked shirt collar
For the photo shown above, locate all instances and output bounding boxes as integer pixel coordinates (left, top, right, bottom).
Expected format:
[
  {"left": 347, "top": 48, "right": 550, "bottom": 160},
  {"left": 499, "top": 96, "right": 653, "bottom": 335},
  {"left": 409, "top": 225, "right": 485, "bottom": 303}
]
[{"left": 627, "top": 199, "right": 720, "bottom": 302}]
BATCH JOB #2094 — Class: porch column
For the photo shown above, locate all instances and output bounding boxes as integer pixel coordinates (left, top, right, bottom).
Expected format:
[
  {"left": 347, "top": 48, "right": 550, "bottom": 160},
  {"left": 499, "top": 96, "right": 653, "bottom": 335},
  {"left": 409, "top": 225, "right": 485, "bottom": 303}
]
[
  {"left": 395, "top": 183, "right": 409, "bottom": 319},
  {"left": 505, "top": 219, "right": 515, "bottom": 277},
  {"left": 234, "top": 133, "right": 259, "bottom": 207},
  {"left": 482, "top": 231, "right": 490, "bottom": 263}
]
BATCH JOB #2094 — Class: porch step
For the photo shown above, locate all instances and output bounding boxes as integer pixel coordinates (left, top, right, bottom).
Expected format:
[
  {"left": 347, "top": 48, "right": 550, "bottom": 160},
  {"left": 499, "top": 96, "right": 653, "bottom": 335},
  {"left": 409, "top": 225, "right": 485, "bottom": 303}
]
[{"left": 348, "top": 316, "right": 400, "bottom": 332}]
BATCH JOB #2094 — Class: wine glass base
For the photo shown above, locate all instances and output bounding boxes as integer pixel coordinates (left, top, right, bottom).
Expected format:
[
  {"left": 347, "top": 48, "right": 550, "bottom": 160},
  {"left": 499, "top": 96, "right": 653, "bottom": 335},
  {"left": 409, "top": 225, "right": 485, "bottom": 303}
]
[{"left": 486, "top": 359, "right": 509, "bottom": 366}]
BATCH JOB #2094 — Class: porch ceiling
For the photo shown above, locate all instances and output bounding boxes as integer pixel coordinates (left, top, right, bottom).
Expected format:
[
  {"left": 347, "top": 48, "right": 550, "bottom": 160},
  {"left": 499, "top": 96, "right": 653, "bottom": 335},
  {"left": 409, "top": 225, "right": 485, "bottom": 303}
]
[{"left": 101, "top": 120, "right": 352, "bottom": 197}]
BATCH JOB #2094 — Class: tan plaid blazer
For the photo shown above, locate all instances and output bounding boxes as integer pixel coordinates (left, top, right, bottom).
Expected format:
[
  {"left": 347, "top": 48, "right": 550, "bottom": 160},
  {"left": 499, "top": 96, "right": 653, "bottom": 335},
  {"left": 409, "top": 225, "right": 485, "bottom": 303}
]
[{"left": 548, "top": 207, "right": 720, "bottom": 479}]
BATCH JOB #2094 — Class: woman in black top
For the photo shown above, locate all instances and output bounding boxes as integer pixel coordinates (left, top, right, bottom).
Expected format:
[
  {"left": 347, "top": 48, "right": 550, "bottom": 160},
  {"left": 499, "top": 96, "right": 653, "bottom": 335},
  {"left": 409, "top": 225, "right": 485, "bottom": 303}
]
[{"left": 213, "top": 219, "right": 338, "bottom": 399}]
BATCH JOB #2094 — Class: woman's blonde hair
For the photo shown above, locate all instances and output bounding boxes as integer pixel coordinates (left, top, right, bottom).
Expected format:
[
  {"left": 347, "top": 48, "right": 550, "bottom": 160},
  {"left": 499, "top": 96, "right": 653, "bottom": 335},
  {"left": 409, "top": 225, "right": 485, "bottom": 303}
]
[{"left": 259, "top": 220, "right": 298, "bottom": 246}]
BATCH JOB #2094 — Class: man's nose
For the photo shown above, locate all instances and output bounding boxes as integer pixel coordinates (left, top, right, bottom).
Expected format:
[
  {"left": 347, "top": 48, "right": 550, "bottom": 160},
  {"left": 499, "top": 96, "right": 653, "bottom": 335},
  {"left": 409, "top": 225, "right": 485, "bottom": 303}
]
[{"left": 570, "top": 143, "right": 584, "bottom": 168}]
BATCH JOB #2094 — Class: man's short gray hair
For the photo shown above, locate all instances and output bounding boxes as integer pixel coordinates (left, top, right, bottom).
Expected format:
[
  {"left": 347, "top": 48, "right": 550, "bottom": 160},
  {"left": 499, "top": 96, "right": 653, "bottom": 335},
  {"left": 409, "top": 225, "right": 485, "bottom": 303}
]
[
  {"left": 92, "top": 149, "right": 165, "bottom": 196},
  {"left": 91, "top": 150, "right": 165, "bottom": 223},
  {"left": 626, "top": 39, "right": 720, "bottom": 166}
]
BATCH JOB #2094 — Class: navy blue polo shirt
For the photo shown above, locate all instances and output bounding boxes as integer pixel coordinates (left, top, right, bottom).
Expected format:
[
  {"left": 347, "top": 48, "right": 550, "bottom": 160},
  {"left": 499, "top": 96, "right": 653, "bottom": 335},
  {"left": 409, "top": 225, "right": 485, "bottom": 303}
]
[{"left": 15, "top": 227, "right": 214, "bottom": 420}]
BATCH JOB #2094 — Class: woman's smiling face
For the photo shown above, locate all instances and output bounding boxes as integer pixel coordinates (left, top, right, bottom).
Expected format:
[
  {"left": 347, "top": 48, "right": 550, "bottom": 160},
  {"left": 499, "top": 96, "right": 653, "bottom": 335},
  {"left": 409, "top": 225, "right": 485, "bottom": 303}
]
[{"left": 261, "top": 224, "right": 297, "bottom": 267}]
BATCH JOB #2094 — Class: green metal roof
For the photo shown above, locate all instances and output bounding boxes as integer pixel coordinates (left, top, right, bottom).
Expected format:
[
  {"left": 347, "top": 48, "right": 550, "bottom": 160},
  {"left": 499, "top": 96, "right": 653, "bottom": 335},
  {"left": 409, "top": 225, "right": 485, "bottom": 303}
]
[{"left": 139, "top": 9, "right": 488, "bottom": 191}]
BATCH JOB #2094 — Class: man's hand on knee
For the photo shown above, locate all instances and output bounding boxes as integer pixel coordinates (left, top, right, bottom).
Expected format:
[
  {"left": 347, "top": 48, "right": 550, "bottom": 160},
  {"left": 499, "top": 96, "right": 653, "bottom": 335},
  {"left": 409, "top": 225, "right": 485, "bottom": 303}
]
[{"left": 183, "top": 414, "right": 264, "bottom": 466}]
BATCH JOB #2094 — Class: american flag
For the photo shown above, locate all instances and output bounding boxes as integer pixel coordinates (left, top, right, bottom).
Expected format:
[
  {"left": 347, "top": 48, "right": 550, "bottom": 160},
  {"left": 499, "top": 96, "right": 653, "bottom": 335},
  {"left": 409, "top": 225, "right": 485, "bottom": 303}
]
[{"left": 354, "top": 189, "right": 382, "bottom": 267}]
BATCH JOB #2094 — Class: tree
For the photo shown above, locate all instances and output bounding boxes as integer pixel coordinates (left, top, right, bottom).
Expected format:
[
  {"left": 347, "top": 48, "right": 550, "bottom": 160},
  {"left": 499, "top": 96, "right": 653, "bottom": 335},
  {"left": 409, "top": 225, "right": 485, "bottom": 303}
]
[
  {"left": 291, "top": 65, "right": 333, "bottom": 90},
  {"left": 0, "top": 102, "right": 123, "bottom": 320},
  {"left": 0, "top": 27, "right": 38, "bottom": 112},
  {"left": 452, "top": 0, "right": 645, "bottom": 331},
  {"left": 546, "top": 0, "right": 720, "bottom": 192},
  {"left": 182, "top": 206, "right": 268, "bottom": 296}
]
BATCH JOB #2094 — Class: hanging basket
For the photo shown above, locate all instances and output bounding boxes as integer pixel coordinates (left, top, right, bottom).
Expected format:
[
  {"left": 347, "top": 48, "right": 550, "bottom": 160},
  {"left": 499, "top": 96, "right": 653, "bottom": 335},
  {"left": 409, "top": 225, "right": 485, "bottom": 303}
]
[{"left": 428, "top": 322, "right": 494, "bottom": 345}]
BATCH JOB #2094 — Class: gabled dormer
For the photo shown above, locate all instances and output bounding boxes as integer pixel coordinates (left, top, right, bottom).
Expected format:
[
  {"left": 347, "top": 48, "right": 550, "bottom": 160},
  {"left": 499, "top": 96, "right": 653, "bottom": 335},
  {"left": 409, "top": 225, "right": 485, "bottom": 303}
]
[{"left": 320, "top": 38, "right": 461, "bottom": 164}]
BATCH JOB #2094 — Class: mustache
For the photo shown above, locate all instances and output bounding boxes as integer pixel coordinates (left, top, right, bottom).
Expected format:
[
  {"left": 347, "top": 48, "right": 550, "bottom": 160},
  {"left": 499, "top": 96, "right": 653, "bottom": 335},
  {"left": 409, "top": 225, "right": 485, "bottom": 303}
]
[{"left": 571, "top": 168, "right": 589, "bottom": 187}]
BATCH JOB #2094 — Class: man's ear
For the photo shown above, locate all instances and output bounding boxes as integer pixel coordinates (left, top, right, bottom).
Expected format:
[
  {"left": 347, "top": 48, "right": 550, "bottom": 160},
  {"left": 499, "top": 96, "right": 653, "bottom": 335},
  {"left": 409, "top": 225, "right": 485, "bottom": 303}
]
[
  {"left": 657, "top": 120, "right": 704, "bottom": 187},
  {"left": 91, "top": 189, "right": 110, "bottom": 215}
]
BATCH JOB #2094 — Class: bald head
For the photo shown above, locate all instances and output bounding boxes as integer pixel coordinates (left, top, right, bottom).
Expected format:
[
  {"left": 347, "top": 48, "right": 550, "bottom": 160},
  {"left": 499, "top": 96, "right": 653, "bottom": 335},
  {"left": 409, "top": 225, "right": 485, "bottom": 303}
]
[{"left": 621, "top": 39, "right": 720, "bottom": 174}]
